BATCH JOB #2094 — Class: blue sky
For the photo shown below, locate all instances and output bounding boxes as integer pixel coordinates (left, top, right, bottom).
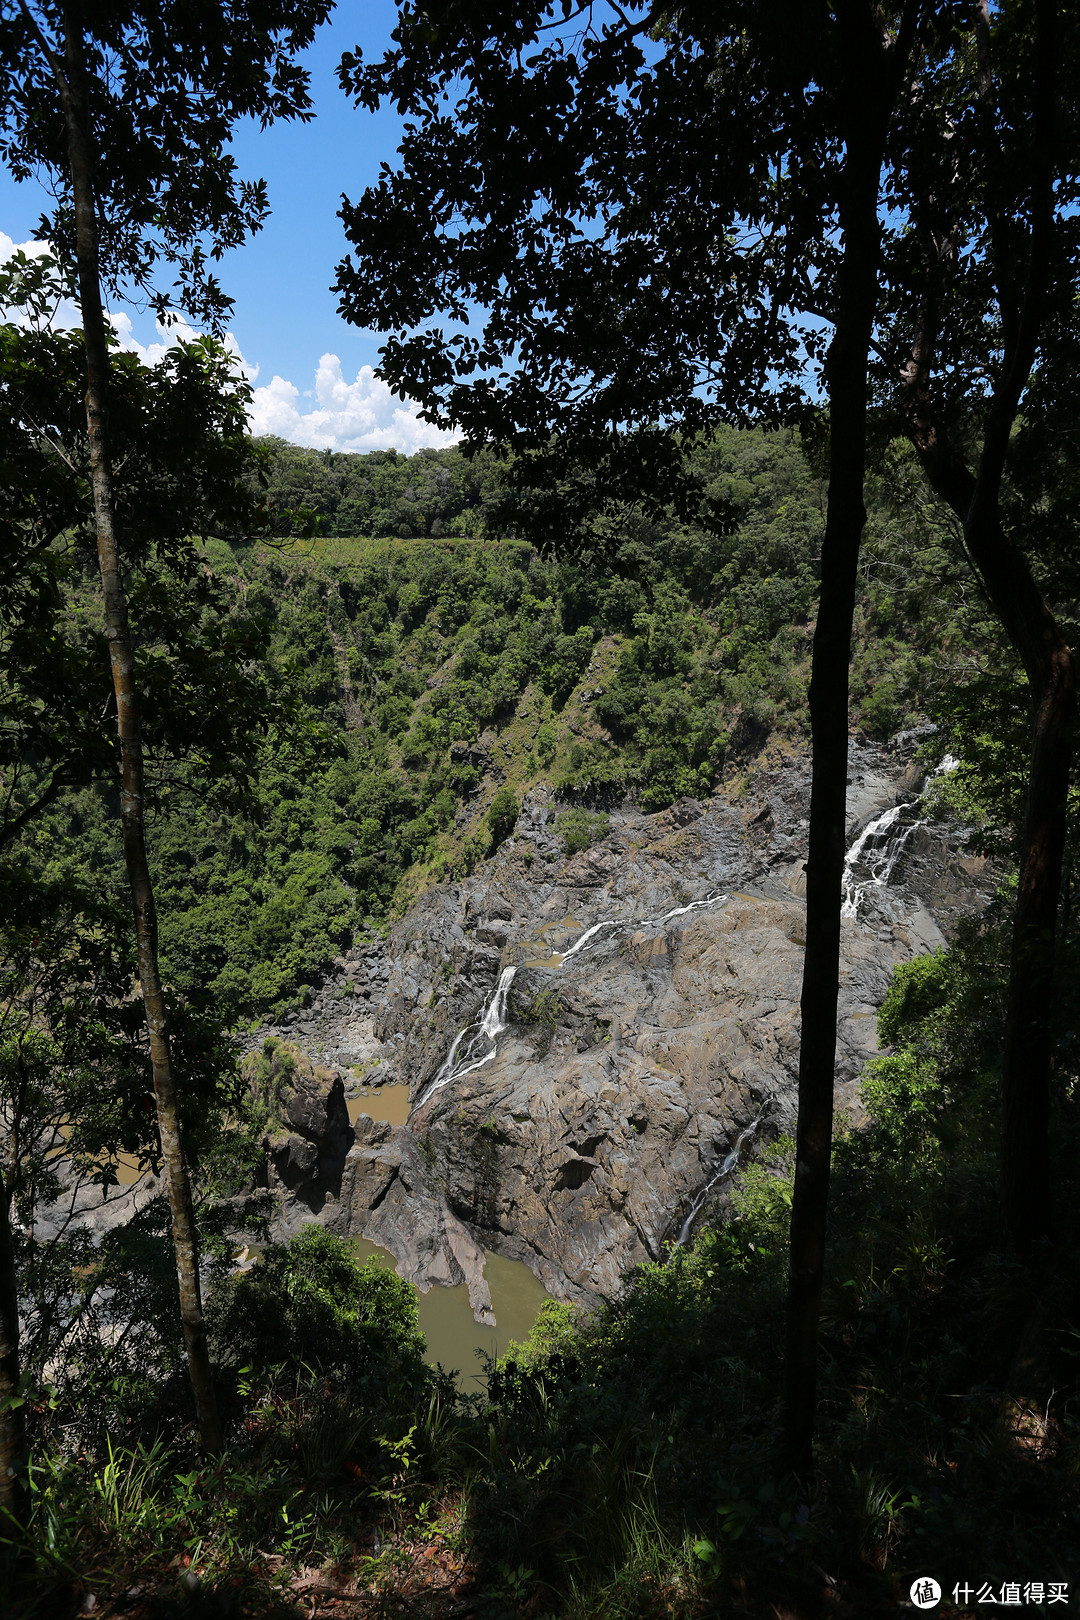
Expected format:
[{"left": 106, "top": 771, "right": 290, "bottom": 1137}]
[{"left": 0, "top": 2, "right": 458, "bottom": 453}]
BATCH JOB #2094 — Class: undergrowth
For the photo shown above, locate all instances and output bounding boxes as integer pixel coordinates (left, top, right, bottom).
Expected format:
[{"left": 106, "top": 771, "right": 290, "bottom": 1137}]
[{"left": 5, "top": 922, "right": 1080, "bottom": 1618}]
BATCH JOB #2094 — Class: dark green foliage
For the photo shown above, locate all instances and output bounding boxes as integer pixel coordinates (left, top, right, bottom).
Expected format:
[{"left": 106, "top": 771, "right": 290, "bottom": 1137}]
[
  {"left": 0, "top": 310, "right": 286, "bottom": 851},
  {"left": 0, "top": 867, "right": 265, "bottom": 1453},
  {"left": 486, "top": 786, "right": 519, "bottom": 848},
  {"left": 257, "top": 437, "right": 501, "bottom": 540},
  {"left": 207, "top": 1227, "right": 425, "bottom": 1380},
  {"left": 243, "top": 1034, "right": 300, "bottom": 1137},
  {"left": 14, "top": 1231, "right": 452, "bottom": 1604},
  {"left": 859, "top": 928, "right": 1006, "bottom": 1164},
  {"left": 926, "top": 668, "right": 1032, "bottom": 855},
  {"left": 0, "top": 866, "right": 248, "bottom": 1195}
]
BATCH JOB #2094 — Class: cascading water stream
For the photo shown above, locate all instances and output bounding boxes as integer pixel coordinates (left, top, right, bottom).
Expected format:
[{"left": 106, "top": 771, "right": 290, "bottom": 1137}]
[
  {"left": 840, "top": 754, "right": 959, "bottom": 920},
  {"left": 841, "top": 802, "right": 923, "bottom": 919},
  {"left": 414, "top": 891, "right": 730, "bottom": 1110},
  {"left": 671, "top": 1110, "right": 766, "bottom": 1250},
  {"left": 413, "top": 965, "right": 518, "bottom": 1109},
  {"left": 559, "top": 919, "right": 618, "bottom": 960}
]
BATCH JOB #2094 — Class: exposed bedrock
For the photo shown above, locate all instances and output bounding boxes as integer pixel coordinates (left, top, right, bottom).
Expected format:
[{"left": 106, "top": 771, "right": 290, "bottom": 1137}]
[
  {"left": 264, "top": 737, "right": 995, "bottom": 1318},
  {"left": 245, "top": 1040, "right": 355, "bottom": 1209}
]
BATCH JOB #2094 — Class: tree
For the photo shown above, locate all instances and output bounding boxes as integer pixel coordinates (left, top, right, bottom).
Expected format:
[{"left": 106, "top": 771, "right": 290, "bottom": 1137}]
[
  {"left": 0, "top": 267, "right": 284, "bottom": 849},
  {"left": 868, "top": 0, "right": 1080, "bottom": 1250},
  {"left": 487, "top": 785, "right": 520, "bottom": 848},
  {"left": 0, "top": 868, "right": 245, "bottom": 1520},
  {"left": 0, "top": 0, "right": 332, "bottom": 1459},
  {"left": 0, "top": 293, "right": 291, "bottom": 1508},
  {"left": 333, "top": 0, "right": 922, "bottom": 1473}
]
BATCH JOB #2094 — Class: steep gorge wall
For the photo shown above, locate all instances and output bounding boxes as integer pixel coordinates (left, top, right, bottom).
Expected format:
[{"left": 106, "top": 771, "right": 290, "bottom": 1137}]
[{"left": 262, "top": 737, "right": 994, "bottom": 1318}]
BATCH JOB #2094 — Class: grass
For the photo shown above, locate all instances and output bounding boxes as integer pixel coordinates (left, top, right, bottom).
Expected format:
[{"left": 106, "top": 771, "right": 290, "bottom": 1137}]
[
  {"left": 7, "top": 1202, "right": 1080, "bottom": 1617},
  {"left": 4, "top": 1382, "right": 476, "bottom": 1619},
  {"left": 251, "top": 534, "right": 534, "bottom": 567}
]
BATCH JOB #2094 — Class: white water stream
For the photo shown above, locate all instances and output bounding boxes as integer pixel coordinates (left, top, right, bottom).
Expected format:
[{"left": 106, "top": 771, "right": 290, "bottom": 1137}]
[
  {"left": 413, "top": 890, "right": 730, "bottom": 1110},
  {"left": 841, "top": 802, "right": 923, "bottom": 919},
  {"left": 413, "top": 965, "right": 519, "bottom": 1110},
  {"left": 672, "top": 1110, "right": 767, "bottom": 1249},
  {"left": 840, "top": 754, "right": 959, "bottom": 920}
]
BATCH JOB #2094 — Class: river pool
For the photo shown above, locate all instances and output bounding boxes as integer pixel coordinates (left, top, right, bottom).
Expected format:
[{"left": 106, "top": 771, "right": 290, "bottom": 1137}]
[
  {"left": 349, "top": 1237, "right": 549, "bottom": 1390},
  {"left": 345, "top": 1081, "right": 550, "bottom": 1385}
]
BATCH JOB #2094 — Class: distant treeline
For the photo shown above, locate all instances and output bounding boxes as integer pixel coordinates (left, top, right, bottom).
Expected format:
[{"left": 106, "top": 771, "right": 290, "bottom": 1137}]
[{"left": 256, "top": 436, "right": 501, "bottom": 539}]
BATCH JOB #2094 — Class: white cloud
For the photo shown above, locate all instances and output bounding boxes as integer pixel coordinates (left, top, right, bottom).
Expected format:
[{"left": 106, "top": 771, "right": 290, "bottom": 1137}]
[
  {"left": 0, "top": 231, "right": 51, "bottom": 265},
  {"left": 0, "top": 238, "right": 256, "bottom": 384},
  {"left": 247, "top": 355, "right": 458, "bottom": 454},
  {"left": 108, "top": 310, "right": 259, "bottom": 382},
  {"left": 2, "top": 237, "right": 454, "bottom": 455},
  {"left": 0, "top": 232, "right": 80, "bottom": 329}
]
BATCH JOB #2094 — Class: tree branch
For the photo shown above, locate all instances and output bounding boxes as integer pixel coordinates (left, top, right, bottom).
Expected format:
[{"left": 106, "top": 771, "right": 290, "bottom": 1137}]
[
  {"left": 972, "top": 0, "right": 1057, "bottom": 509},
  {"left": 15, "top": 0, "right": 69, "bottom": 96},
  {"left": 0, "top": 769, "right": 70, "bottom": 851}
]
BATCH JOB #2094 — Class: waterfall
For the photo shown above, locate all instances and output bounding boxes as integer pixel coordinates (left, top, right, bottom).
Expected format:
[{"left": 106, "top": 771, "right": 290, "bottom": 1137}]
[
  {"left": 413, "top": 966, "right": 518, "bottom": 1109},
  {"left": 671, "top": 1110, "right": 766, "bottom": 1250},
  {"left": 415, "top": 890, "right": 730, "bottom": 1110},
  {"left": 841, "top": 754, "right": 959, "bottom": 920},
  {"left": 655, "top": 892, "right": 726, "bottom": 926},
  {"left": 554, "top": 893, "right": 725, "bottom": 964},
  {"left": 841, "top": 803, "right": 923, "bottom": 919},
  {"left": 561, "top": 919, "right": 619, "bottom": 961}
]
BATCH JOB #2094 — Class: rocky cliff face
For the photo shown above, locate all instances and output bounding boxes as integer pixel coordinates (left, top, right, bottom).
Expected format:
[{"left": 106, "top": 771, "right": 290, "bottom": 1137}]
[
  {"left": 245, "top": 1039, "right": 355, "bottom": 1208},
  {"left": 261, "top": 738, "right": 994, "bottom": 1321}
]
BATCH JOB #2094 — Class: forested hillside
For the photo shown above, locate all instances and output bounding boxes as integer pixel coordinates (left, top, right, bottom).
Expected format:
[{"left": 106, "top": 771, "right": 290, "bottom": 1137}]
[
  {"left": 19, "top": 429, "right": 998, "bottom": 1026},
  {"left": 8, "top": 1, "right": 1080, "bottom": 1615},
  {"left": 15, "top": 427, "right": 1080, "bottom": 1620}
]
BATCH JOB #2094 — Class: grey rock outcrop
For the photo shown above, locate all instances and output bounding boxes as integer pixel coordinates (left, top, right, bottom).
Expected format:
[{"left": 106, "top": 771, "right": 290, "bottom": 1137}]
[
  {"left": 332, "top": 1115, "right": 494, "bottom": 1323},
  {"left": 245, "top": 1039, "right": 354, "bottom": 1211},
  {"left": 261, "top": 739, "right": 996, "bottom": 1319}
]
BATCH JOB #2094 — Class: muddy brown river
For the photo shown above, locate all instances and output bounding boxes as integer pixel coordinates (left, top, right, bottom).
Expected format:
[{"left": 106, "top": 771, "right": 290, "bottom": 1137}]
[
  {"left": 347, "top": 1084, "right": 411, "bottom": 1128},
  {"left": 349, "top": 1237, "right": 549, "bottom": 1389},
  {"left": 346, "top": 1082, "right": 550, "bottom": 1385}
]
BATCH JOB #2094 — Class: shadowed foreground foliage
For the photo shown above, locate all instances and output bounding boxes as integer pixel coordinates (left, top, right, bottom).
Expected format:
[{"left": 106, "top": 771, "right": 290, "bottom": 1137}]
[{"left": 3, "top": 915, "right": 1079, "bottom": 1618}]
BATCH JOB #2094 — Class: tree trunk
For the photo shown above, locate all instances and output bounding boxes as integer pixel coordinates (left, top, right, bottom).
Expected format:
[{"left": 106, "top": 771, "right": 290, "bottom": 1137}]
[
  {"left": 910, "top": 430, "right": 1074, "bottom": 1250},
  {"left": 1001, "top": 644, "right": 1074, "bottom": 1247},
  {"left": 54, "top": 6, "right": 222, "bottom": 1452},
  {"left": 964, "top": 0, "right": 1068, "bottom": 1251},
  {"left": 779, "top": 162, "right": 880, "bottom": 1473},
  {"left": 779, "top": 0, "right": 920, "bottom": 1474},
  {"left": 901, "top": 0, "right": 1068, "bottom": 1252},
  {"left": 0, "top": 1170, "right": 27, "bottom": 1526}
]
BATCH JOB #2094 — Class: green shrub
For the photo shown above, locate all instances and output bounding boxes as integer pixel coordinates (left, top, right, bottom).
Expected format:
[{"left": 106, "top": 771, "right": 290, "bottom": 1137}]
[
  {"left": 487, "top": 785, "right": 520, "bottom": 847},
  {"left": 555, "top": 807, "right": 610, "bottom": 854},
  {"left": 535, "top": 719, "right": 558, "bottom": 765},
  {"left": 207, "top": 1226, "right": 425, "bottom": 1378},
  {"left": 519, "top": 986, "right": 562, "bottom": 1026}
]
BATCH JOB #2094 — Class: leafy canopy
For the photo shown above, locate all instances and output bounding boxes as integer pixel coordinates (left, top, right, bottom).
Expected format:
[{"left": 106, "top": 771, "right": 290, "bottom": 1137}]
[
  {"left": 0, "top": 0, "right": 333, "bottom": 325},
  {"left": 0, "top": 277, "right": 291, "bottom": 850},
  {"left": 334, "top": 1, "right": 920, "bottom": 532}
]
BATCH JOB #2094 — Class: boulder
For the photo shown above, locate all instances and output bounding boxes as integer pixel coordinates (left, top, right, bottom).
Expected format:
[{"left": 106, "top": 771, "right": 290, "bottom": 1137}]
[{"left": 334, "top": 1123, "right": 495, "bottom": 1324}]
